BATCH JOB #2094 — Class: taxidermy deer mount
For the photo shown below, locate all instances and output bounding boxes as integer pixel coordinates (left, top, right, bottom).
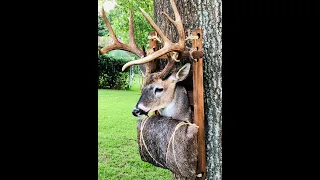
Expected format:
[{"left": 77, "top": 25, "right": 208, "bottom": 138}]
[
  {"left": 99, "top": 0, "right": 206, "bottom": 179},
  {"left": 98, "top": 0, "right": 203, "bottom": 120}
]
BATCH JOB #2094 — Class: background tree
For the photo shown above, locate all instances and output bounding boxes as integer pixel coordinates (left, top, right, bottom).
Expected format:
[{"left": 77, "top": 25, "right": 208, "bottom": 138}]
[{"left": 153, "top": 0, "right": 222, "bottom": 179}]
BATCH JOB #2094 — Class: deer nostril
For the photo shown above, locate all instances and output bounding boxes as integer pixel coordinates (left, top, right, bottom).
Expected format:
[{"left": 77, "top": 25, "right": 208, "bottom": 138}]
[{"left": 132, "top": 108, "right": 139, "bottom": 117}]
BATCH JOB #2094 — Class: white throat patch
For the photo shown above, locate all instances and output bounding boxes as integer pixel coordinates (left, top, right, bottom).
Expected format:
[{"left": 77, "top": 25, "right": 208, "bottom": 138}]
[{"left": 159, "top": 101, "right": 175, "bottom": 118}]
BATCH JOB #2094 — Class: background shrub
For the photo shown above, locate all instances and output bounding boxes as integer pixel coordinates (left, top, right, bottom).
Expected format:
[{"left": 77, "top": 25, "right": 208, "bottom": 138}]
[{"left": 98, "top": 52, "right": 134, "bottom": 90}]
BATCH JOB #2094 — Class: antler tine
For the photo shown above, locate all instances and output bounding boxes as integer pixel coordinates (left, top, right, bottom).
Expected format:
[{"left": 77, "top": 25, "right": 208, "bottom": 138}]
[
  {"left": 169, "top": 0, "right": 182, "bottom": 22},
  {"left": 162, "top": 2, "right": 185, "bottom": 46},
  {"left": 101, "top": 7, "right": 117, "bottom": 41},
  {"left": 100, "top": 8, "right": 144, "bottom": 58},
  {"left": 122, "top": 0, "right": 185, "bottom": 72},
  {"left": 160, "top": 0, "right": 185, "bottom": 47},
  {"left": 157, "top": 52, "right": 178, "bottom": 79},
  {"left": 129, "top": 9, "right": 139, "bottom": 49},
  {"left": 139, "top": 8, "right": 170, "bottom": 46}
]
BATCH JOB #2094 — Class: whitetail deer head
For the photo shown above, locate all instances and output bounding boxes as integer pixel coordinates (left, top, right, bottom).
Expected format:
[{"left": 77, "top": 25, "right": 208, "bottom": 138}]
[
  {"left": 100, "top": 0, "right": 192, "bottom": 121},
  {"left": 132, "top": 63, "right": 191, "bottom": 121}
]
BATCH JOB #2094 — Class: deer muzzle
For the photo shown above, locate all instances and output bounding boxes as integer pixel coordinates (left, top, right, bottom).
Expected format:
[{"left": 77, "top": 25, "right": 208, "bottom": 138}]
[{"left": 132, "top": 107, "right": 148, "bottom": 117}]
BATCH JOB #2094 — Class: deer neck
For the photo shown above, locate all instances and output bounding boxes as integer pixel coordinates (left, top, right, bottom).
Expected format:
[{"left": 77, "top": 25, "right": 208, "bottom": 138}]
[{"left": 158, "top": 85, "right": 191, "bottom": 121}]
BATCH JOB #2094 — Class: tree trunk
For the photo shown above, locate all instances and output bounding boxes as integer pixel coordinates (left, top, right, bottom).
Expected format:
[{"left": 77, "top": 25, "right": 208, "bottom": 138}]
[{"left": 153, "top": 0, "right": 222, "bottom": 179}]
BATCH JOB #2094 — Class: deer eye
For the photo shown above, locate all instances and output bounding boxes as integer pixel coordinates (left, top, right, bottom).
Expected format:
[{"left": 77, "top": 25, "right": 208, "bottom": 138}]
[{"left": 154, "top": 87, "right": 164, "bottom": 94}]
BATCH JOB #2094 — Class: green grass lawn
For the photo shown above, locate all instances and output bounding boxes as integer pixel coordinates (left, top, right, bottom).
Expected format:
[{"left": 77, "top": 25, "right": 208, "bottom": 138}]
[{"left": 98, "top": 75, "right": 171, "bottom": 180}]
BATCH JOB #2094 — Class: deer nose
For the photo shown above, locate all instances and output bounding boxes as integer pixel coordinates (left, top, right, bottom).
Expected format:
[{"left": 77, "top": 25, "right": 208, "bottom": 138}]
[{"left": 132, "top": 107, "right": 147, "bottom": 117}]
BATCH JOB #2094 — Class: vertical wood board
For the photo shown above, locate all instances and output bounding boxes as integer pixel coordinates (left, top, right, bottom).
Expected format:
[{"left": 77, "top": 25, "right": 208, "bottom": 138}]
[{"left": 192, "top": 28, "right": 206, "bottom": 179}]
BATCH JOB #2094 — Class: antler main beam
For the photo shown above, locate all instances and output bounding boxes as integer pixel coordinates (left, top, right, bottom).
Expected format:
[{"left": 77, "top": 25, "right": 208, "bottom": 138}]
[{"left": 121, "top": 0, "right": 185, "bottom": 73}]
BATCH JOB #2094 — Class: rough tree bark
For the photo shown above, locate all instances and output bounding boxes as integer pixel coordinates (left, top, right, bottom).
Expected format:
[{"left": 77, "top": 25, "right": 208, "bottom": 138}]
[{"left": 153, "top": 0, "right": 222, "bottom": 179}]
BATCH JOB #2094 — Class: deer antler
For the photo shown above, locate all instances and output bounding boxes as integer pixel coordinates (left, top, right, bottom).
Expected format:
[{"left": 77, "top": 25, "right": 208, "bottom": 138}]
[
  {"left": 121, "top": 0, "right": 185, "bottom": 79},
  {"left": 157, "top": 52, "right": 179, "bottom": 79},
  {"left": 99, "top": 8, "right": 145, "bottom": 58}
]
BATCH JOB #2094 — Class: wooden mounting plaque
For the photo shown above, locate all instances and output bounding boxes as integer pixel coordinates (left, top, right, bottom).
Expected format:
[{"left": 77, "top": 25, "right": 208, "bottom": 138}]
[{"left": 192, "top": 28, "right": 206, "bottom": 179}]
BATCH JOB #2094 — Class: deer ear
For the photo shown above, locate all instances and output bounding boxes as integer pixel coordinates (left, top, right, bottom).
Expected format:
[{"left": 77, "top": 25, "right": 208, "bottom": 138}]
[{"left": 175, "top": 63, "right": 191, "bottom": 82}]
